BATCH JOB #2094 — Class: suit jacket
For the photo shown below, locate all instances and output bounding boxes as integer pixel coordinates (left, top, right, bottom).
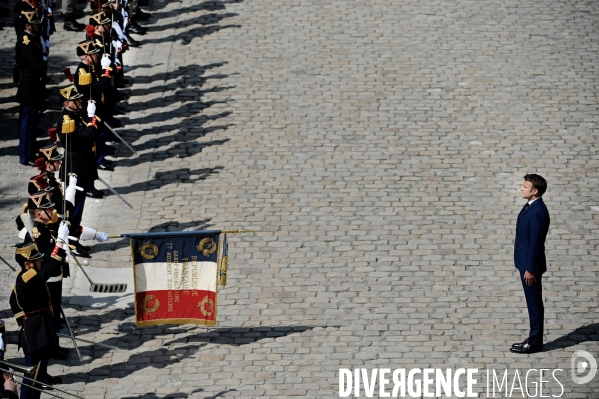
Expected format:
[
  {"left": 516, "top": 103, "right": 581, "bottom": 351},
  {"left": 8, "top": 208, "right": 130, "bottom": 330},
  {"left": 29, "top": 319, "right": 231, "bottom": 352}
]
[{"left": 514, "top": 197, "right": 550, "bottom": 275}]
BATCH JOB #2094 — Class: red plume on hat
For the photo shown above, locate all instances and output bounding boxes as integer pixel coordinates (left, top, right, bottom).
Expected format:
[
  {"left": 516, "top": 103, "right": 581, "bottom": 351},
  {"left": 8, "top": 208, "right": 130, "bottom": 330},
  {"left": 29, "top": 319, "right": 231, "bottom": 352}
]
[
  {"left": 62, "top": 67, "right": 74, "bottom": 83},
  {"left": 34, "top": 158, "right": 46, "bottom": 172},
  {"left": 85, "top": 24, "right": 95, "bottom": 38},
  {"left": 47, "top": 127, "right": 57, "bottom": 142}
]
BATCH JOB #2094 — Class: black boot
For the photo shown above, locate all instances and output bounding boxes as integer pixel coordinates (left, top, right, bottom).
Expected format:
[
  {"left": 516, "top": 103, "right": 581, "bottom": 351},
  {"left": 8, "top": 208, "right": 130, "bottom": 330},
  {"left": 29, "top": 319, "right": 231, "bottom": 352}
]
[{"left": 63, "top": 16, "right": 85, "bottom": 31}]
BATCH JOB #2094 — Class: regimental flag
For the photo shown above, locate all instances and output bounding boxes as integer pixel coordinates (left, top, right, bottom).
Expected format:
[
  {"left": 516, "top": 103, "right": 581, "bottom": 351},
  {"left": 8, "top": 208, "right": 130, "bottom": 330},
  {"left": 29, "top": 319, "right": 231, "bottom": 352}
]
[{"left": 131, "top": 232, "right": 222, "bottom": 327}]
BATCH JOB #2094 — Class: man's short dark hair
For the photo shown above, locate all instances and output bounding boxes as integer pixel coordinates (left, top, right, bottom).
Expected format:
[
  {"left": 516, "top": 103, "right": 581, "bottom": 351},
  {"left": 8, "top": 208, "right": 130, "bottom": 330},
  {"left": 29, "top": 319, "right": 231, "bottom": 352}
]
[{"left": 524, "top": 174, "right": 547, "bottom": 196}]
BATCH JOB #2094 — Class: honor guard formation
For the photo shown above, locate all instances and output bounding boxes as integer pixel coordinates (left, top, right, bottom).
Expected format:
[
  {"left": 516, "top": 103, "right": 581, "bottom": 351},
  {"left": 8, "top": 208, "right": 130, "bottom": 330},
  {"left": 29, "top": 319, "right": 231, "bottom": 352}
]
[{"left": 4, "top": 0, "right": 149, "bottom": 397}]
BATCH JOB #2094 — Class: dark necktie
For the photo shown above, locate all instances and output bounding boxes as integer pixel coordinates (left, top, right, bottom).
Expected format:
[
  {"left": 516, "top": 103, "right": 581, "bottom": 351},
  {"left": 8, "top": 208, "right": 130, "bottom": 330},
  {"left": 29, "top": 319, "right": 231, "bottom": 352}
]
[{"left": 522, "top": 203, "right": 530, "bottom": 211}]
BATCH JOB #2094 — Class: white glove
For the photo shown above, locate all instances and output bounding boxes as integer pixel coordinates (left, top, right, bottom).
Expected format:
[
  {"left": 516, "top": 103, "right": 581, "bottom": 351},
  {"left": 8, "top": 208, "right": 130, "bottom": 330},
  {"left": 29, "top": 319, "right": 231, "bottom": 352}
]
[
  {"left": 57, "top": 222, "right": 70, "bottom": 244},
  {"left": 47, "top": 7, "right": 52, "bottom": 16},
  {"left": 65, "top": 175, "right": 84, "bottom": 206},
  {"left": 101, "top": 55, "right": 111, "bottom": 69},
  {"left": 112, "top": 40, "right": 123, "bottom": 54},
  {"left": 87, "top": 101, "right": 96, "bottom": 117},
  {"left": 95, "top": 232, "right": 108, "bottom": 242}
]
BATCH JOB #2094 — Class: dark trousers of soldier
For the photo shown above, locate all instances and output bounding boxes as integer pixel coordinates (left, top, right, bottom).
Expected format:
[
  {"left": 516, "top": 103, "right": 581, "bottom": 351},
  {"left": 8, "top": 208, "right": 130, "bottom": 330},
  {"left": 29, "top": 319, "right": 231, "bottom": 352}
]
[
  {"left": 61, "top": 0, "right": 77, "bottom": 18},
  {"left": 18, "top": 105, "right": 39, "bottom": 164},
  {"left": 47, "top": 281, "right": 63, "bottom": 350},
  {"left": 96, "top": 127, "right": 109, "bottom": 166},
  {"left": 128, "top": 0, "right": 140, "bottom": 19},
  {"left": 70, "top": 179, "right": 92, "bottom": 230},
  {"left": 21, "top": 347, "right": 50, "bottom": 399}
]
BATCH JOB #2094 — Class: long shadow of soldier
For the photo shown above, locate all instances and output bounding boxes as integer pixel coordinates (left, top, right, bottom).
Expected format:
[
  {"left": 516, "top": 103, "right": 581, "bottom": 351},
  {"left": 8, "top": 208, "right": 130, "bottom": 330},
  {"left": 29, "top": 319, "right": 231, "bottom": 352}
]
[{"left": 60, "top": 326, "right": 317, "bottom": 384}]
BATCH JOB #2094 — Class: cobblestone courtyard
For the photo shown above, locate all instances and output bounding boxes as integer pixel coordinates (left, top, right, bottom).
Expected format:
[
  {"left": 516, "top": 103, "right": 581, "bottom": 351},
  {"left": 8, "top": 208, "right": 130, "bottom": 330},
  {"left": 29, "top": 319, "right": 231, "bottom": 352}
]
[{"left": 0, "top": 0, "right": 598, "bottom": 397}]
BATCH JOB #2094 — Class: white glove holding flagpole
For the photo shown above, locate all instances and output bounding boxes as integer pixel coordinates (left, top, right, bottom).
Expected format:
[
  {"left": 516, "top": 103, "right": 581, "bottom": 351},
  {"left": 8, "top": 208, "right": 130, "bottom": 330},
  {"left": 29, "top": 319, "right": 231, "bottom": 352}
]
[
  {"left": 87, "top": 101, "right": 96, "bottom": 118},
  {"left": 57, "top": 221, "right": 70, "bottom": 245},
  {"left": 101, "top": 55, "right": 112, "bottom": 69},
  {"left": 65, "top": 174, "right": 84, "bottom": 206}
]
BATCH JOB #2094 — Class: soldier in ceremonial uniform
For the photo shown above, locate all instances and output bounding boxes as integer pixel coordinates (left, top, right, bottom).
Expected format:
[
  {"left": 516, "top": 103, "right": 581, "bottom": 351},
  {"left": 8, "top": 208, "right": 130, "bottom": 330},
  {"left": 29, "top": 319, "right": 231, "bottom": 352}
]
[
  {"left": 74, "top": 38, "right": 116, "bottom": 172},
  {"left": 15, "top": 10, "right": 46, "bottom": 166},
  {"left": 10, "top": 224, "right": 68, "bottom": 399},
  {"left": 56, "top": 84, "right": 102, "bottom": 242},
  {"left": 20, "top": 192, "right": 69, "bottom": 362}
]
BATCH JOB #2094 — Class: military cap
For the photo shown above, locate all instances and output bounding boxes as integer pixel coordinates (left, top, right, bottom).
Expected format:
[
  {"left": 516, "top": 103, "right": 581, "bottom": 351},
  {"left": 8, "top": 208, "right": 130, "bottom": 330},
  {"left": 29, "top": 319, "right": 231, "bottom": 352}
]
[
  {"left": 39, "top": 143, "right": 64, "bottom": 161},
  {"left": 76, "top": 39, "right": 101, "bottom": 56},
  {"left": 20, "top": 10, "right": 42, "bottom": 25},
  {"left": 28, "top": 174, "right": 53, "bottom": 195},
  {"left": 59, "top": 84, "right": 84, "bottom": 101},
  {"left": 15, "top": 242, "right": 44, "bottom": 266},
  {"left": 89, "top": 11, "right": 111, "bottom": 26},
  {"left": 28, "top": 191, "right": 55, "bottom": 210}
]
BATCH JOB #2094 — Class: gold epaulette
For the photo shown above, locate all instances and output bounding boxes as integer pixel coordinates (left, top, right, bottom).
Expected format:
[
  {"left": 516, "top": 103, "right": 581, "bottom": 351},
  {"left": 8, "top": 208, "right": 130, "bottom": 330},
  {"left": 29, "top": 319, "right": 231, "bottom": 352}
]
[
  {"left": 21, "top": 269, "right": 37, "bottom": 283},
  {"left": 23, "top": 35, "right": 30, "bottom": 45},
  {"left": 62, "top": 115, "right": 75, "bottom": 133},
  {"left": 21, "top": 203, "right": 28, "bottom": 214},
  {"left": 78, "top": 68, "right": 92, "bottom": 85}
]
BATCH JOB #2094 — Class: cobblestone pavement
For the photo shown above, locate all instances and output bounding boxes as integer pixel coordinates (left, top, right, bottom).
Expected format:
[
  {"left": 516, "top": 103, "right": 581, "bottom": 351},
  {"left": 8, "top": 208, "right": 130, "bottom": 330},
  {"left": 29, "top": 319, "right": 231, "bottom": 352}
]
[{"left": 1, "top": 0, "right": 599, "bottom": 397}]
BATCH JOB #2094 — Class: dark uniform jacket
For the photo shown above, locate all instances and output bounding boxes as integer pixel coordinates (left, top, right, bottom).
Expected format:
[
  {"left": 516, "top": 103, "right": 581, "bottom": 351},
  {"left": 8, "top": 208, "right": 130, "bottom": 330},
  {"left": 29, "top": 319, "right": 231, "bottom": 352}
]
[
  {"left": 73, "top": 60, "right": 111, "bottom": 105},
  {"left": 23, "top": 220, "right": 69, "bottom": 278},
  {"left": 9, "top": 247, "right": 65, "bottom": 355},
  {"left": 57, "top": 107, "right": 99, "bottom": 184},
  {"left": 15, "top": 30, "right": 46, "bottom": 106}
]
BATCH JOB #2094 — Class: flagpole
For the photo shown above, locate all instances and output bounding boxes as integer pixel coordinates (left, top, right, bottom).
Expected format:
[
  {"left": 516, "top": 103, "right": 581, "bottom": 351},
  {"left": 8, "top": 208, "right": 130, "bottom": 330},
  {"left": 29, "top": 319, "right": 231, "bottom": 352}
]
[{"left": 107, "top": 229, "right": 258, "bottom": 239}]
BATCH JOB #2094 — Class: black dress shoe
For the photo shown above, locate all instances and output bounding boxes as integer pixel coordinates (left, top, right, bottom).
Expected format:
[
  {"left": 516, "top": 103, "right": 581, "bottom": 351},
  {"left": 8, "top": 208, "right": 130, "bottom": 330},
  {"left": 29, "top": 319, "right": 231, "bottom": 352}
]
[
  {"left": 63, "top": 19, "right": 85, "bottom": 31},
  {"left": 128, "top": 22, "right": 147, "bottom": 35},
  {"left": 72, "top": 247, "right": 91, "bottom": 258},
  {"left": 87, "top": 187, "right": 106, "bottom": 198},
  {"left": 44, "top": 373, "right": 63, "bottom": 384},
  {"left": 510, "top": 343, "right": 542, "bottom": 354},
  {"left": 109, "top": 118, "right": 123, "bottom": 128},
  {"left": 58, "top": 346, "right": 71, "bottom": 354},
  {"left": 126, "top": 34, "right": 140, "bottom": 47},
  {"left": 105, "top": 145, "right": 117, "bottom": 155},
  {"left": 117, "top": 78, "right": 131, "bottom": 87},
  {"left": 511, "top": 338, "right": 529, "bottom": 348},
  {"left": 98, "top": 162, "right": 114, "bottom": 171},
  {"left": 75, "top": 241, "right": 92, "bottom": 253},
  {"left": 135, "top": 9, "right": 150, "bottom": 21},
  {"left": 104, "top": 159, "right": 114, "bottom": 166},
  {"left": 49, "top": 350, "right": 69, "bottom": 361}
]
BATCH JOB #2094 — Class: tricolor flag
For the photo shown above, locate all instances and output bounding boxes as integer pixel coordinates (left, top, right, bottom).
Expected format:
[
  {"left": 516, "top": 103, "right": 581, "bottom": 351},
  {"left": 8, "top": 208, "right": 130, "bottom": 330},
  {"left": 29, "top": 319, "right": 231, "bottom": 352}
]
[{"left": 130, "top": 231, "right": 223, "bottom": 327}]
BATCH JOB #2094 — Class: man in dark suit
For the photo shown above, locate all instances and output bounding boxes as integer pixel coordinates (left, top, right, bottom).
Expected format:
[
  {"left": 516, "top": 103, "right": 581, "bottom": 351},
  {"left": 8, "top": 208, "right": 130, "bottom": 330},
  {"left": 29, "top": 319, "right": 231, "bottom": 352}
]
[{"left": 511, "top": 174, "right": 550, "bottom": 354}]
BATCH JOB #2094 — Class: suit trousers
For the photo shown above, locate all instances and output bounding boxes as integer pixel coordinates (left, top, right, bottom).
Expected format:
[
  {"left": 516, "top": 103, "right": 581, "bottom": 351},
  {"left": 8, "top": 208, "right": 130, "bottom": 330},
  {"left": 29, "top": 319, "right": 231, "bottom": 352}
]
[
  {"left": 20, "top": 347, "right": 49, "bottom": 399},
  {"left": 520, "top": 271, "right": 544, "bottom": 347},
  {"left": 18, "top": 105, "right": 39, "bottom": 164}
]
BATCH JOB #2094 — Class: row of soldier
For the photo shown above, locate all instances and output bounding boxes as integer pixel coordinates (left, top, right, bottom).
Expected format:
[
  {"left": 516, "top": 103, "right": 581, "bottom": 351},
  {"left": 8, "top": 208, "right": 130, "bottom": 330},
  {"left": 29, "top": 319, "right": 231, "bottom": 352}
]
[
  {"left": 14, "top": 0, "right": 143, "bottom": 177},
  {"left": 8, "top": 0, "right": 146, "bottom": 397}
]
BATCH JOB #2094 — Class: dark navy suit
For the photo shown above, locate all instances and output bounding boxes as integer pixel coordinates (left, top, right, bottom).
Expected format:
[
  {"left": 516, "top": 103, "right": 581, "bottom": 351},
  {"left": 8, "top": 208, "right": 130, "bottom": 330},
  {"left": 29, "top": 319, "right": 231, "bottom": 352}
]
[{"left": 514, "top": 197, "right": 550, "bottom": 347}]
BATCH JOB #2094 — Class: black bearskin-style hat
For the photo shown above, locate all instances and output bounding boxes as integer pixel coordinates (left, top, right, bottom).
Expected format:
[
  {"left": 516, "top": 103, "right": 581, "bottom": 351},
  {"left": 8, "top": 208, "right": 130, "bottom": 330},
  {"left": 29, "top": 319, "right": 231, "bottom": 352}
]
[
  {"left": 89, "top": 11, "right": 111, "bottom": 26},
  {"left": 76, "top": 39, "right": 101, "bottom": 56},
  {"left": 58, "top": 84, "right": 84, "bottom": 101},
  {"left": 38, "top": 143, "right": 64, "bottom": 161},
  {"left": 28, "top": 190, "right": 55, "bottom": 210},
  {"left": 15, "top": 242, "right": 44, "bottom": 267},
  {"left": 19, "top": 10, "right": 42, "bottom": 25},
  {"left": 28, "top": 174, "right": 53, "bottom": 195}
]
